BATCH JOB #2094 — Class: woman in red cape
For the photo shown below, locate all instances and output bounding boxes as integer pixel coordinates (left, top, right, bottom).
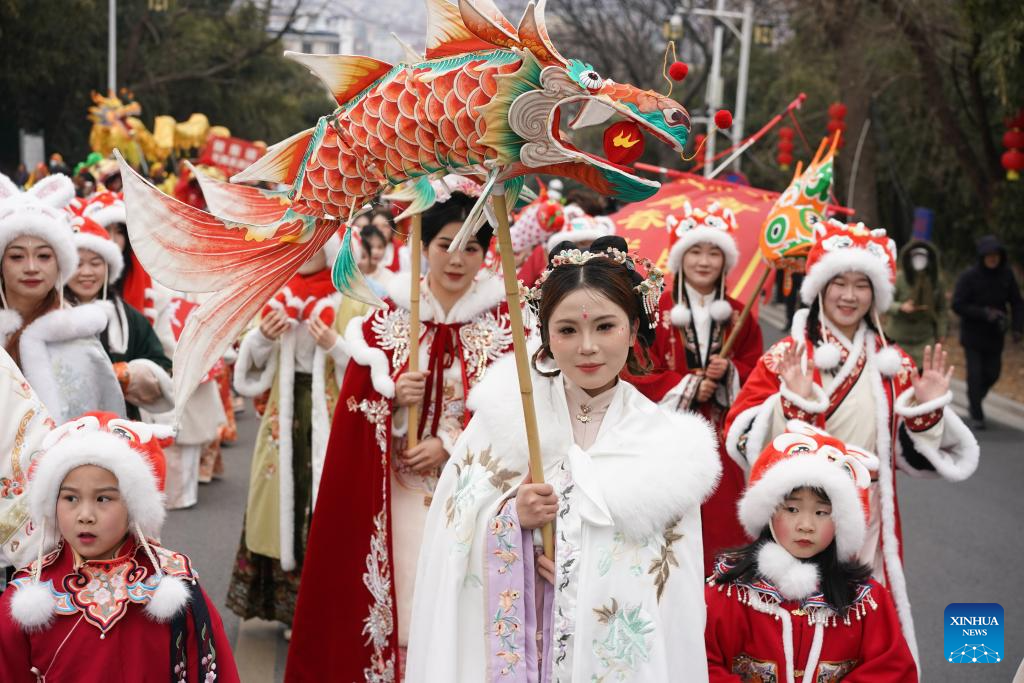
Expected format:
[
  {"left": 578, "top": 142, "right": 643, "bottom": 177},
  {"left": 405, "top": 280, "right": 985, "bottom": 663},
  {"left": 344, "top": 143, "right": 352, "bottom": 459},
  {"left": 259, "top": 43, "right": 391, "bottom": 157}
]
[
  {"left": 722, "top": 219, "right": 980, "bottom": 663},
  {"left": 285, "top": 192, "right": 517, "bottom": 681},
  {"left": 626, "top": 202, "right": 763, "bottom": 573}
]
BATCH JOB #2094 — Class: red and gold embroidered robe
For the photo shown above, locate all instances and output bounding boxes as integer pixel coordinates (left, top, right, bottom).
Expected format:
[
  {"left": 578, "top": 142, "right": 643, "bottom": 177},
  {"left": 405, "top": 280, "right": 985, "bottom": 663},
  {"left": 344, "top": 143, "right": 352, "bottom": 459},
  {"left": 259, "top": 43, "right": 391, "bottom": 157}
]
[
  {"left": 705, "top": 574, "right": 917, "bottom": 682},
  {"left": 285, "top": 272, "right": 516, "bottom": 683},
  {"left": 0, "top": 538, "right": 238, "bottom": 683}
]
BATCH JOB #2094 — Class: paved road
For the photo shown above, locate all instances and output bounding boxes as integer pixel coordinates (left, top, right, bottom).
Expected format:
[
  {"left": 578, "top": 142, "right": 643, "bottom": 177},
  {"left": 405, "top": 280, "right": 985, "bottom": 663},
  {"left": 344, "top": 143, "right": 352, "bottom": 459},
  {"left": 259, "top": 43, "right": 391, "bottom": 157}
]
[{"left": 165, "top": 316, "right": 1023, "bottom": 682}]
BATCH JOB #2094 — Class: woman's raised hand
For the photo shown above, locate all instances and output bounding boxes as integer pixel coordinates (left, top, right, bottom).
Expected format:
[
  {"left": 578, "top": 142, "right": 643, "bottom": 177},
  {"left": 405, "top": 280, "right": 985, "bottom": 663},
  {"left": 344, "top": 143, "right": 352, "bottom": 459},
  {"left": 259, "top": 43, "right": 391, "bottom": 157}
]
[
  {"left": 258, "top": 308, "right": 291, "bottom": 341},
  {"left": 777, "top": 342, "right": 814, "bottom": 399},
  {"left": 912, "top": 343, "right": 953, "bottom": 404}
]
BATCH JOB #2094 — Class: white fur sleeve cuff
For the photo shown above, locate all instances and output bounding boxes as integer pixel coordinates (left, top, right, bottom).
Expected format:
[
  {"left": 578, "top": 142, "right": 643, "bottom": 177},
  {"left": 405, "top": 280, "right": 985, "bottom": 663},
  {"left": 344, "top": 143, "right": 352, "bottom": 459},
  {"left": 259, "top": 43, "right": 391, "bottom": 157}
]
[
  {"left": 894, "top": 388, "right": 952, "bottom": 417},
  {"left": 779, "top": 381, "right": 829, "bottom": 415},
  {"left": 898, "top": 408, "right": 979, "bottom": 482},
  {"left": 659, "top": 373, "right": 701, "bottom": 410}
]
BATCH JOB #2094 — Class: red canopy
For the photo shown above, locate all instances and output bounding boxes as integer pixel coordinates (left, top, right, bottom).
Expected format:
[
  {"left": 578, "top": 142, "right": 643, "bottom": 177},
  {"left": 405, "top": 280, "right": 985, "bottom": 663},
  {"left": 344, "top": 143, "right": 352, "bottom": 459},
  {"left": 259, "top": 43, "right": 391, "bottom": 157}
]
[{"left": 610, "top": 172, "right": 780, "bottom": 302}]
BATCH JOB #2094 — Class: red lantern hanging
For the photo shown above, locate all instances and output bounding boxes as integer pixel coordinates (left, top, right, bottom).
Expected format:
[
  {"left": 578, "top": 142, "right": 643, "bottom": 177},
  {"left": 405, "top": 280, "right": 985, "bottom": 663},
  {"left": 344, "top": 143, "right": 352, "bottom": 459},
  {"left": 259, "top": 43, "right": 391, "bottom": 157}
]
[
  {"left": 827, "top": 102, "right": 847, "bottom": 148},
  {"left": 1002, "top": 108, "right": 1024, "bottom": 181},
  {"left": 777, "top": 126, "right": 794, "bottom": 170}
]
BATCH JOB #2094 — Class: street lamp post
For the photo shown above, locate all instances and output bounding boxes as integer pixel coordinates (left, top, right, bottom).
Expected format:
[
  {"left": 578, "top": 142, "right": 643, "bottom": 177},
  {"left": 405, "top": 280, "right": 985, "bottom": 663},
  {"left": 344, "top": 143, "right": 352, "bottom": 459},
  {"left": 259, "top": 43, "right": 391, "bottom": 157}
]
[
  {"left": 108, "top": 0, "right": 117, "bottom": 94},
  {"left": 681, "top": 0, "right": 754, "bottom": 176}
]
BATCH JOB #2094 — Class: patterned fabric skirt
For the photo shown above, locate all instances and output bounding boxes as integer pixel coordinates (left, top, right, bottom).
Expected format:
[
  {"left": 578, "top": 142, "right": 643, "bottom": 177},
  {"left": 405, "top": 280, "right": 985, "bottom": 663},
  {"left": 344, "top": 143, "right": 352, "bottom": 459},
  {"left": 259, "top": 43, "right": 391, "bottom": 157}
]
[{"left": 225, "top": 373, "right": 314, "bottom": 626}]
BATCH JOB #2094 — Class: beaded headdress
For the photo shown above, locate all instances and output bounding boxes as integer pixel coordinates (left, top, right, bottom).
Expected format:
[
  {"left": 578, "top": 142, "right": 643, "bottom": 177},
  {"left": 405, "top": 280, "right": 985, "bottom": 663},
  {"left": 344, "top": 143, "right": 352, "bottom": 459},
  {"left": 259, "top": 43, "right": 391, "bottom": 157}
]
[{"left": 526, "top": 247, "right": 665, "bottom": 330}]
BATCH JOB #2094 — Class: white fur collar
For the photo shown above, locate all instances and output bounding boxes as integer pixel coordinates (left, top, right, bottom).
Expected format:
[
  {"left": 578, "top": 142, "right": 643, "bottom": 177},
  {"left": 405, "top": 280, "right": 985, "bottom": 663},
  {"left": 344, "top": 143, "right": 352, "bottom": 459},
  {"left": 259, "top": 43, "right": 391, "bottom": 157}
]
[
  {"left": 467, "top": 350, "right": 722, "bottom": 540},
  {"left": 0, "top": 309, "right": 23, "bottom": 344},
  {"left": 0, "top": 304, "right": 107, "bottom": 347},
  {"left": 757, "top": 541, "right": 820, "bottom": 601},
  {"left": 384, "top": 270, "right": 505, "bottom": 323}
]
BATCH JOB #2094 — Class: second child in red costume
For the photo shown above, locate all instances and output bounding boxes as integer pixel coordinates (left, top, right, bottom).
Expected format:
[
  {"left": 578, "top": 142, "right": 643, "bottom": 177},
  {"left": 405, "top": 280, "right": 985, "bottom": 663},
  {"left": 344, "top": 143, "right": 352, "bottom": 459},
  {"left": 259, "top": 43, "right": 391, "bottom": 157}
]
[
  {"left": 285, "top": 191, "right": 517, "bottom": 681},
  {"left": 705, "top": 421, "right": 917, "bottom": 682},
  {"left": 628, "top": 202, "right": 763, "bottom": 571}
]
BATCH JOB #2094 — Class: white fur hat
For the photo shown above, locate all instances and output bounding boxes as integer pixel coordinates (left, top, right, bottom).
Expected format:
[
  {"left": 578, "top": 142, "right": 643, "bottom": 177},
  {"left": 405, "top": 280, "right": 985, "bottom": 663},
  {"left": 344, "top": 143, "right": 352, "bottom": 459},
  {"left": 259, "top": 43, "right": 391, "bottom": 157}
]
[
  {"left": 69, "top": 215, "right": 125, "bottom": 282},
  {"left": 29, "top": 414, "right": 167, "bottom": 538},
  {"left": 0, "top": 174, "right": 80, "bottom": 285},
  {"left": 738, "top": 421, "right": 879, "bottom": 561},
  {"left": 799, "top": 219, "right": 897, "bottom": 313},
  {"left": 666, "top": 201, "right": 740, "bottom": 275}
]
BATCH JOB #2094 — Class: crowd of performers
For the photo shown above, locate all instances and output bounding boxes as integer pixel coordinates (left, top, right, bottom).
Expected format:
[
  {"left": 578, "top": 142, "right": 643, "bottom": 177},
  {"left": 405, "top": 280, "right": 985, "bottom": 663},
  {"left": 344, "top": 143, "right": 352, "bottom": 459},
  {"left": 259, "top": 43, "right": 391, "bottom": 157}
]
[{"left": 0, "top": 164, "right": 980, "bottom": 682}]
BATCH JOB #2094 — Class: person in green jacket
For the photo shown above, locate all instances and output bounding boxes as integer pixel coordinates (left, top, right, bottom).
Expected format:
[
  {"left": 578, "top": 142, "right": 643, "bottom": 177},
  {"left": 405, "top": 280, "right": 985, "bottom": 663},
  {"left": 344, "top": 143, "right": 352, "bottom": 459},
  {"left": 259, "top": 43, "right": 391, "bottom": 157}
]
[
  {"left": 64, "top": 214, "right": 173, "bottom": 421},
  {"left": 885, "top": 239, "right": 948, "bottom": 366}
]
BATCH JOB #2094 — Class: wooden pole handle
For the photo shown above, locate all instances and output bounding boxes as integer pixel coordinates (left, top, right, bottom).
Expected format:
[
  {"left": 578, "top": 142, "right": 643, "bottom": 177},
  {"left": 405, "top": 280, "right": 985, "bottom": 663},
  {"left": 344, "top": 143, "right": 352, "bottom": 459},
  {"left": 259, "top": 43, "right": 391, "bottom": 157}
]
[
  {"left": 407, "top": 214, "right": 422, "bottom": 449},
  {"left": 721, "top": 265, "right": 771, "bottom": 359},
  {"left": 491, "top": 187, "right": 554, "bottom": 559}
]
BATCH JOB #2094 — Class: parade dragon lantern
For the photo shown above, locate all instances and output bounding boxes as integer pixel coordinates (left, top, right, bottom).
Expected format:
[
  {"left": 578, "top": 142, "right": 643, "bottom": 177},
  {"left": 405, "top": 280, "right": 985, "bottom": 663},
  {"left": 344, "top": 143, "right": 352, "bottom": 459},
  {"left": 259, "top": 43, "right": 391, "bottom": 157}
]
[
  {"left": 89, "top": 90, "right": 230, "bottom": 168},
  {"left": 116, "top": 0, "right": 701, "bottom": 544}
]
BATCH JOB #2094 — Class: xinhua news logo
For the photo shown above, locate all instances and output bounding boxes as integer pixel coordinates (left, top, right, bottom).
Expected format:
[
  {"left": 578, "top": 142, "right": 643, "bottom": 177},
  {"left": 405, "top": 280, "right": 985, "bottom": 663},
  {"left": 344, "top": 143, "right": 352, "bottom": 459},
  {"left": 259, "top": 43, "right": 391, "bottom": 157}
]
[{"left": 944, "top": 603, "right": 1004, "bottom": 663}]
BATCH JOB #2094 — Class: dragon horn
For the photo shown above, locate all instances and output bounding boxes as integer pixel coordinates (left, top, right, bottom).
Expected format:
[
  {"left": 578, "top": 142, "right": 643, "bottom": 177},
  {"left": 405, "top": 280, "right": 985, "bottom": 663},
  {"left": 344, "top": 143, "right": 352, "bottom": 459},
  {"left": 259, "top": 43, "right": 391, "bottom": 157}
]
[{"left": 516, "top": 0, "right": 568, "bottom": 67}]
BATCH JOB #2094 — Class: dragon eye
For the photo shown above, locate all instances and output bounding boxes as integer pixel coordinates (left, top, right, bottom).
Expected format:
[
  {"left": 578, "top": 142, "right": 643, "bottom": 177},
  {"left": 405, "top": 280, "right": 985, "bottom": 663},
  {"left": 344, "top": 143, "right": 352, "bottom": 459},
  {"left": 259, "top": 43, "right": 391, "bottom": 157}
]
[
  {"left": 662, "top": 108, "right": 689, "bottom": 127},
  {"left": 579, "top": 70, "right": 604, "bottom": 90}
]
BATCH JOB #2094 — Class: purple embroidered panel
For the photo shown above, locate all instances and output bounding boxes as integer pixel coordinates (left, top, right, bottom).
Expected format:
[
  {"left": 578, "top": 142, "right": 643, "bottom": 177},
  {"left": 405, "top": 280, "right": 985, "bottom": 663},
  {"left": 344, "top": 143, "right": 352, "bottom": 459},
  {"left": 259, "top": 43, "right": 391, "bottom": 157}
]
[{"left": 486, "top": 499, "right": 541, "bottom": 681}]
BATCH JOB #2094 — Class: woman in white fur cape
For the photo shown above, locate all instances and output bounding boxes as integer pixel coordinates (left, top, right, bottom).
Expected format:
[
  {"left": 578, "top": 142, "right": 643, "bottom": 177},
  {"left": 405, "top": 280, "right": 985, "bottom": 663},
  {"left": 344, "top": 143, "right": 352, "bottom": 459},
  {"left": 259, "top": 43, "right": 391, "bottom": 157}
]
[{"left": 406, "top": 237, "right": 721, "bottom": 682}]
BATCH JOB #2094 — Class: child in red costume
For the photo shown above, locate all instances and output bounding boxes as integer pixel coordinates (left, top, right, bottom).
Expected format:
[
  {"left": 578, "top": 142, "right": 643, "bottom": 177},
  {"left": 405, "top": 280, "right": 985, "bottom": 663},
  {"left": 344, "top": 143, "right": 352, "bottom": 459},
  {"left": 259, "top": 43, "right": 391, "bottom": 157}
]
[
  {"left": 0, "top": 413, "right": 239, "bottom": 683},
  {"left": 705, "top": 421, "right": 917, "bottom": 682},
  {"left": 627, "top": 202, "right": 763, "bottom": 572}
]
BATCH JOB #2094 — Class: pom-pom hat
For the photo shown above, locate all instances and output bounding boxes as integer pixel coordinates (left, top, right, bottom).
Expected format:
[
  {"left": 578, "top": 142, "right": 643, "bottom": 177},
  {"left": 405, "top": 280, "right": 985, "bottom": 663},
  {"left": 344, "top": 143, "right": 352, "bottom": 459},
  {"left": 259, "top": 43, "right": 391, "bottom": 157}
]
[
  {"left": 666, "top": 200, "right": 740, "bottom": 274},
  {"left": 68, "top": 214, "right": 125, "bottom": 283},
  {"left": 0, "top": 173, "right": 80, "bottom": 286},
  {"left": 665, "top": 201, "right": 739, "bottom": 328},
  {"left": 738, "top": 420, "right": 879, "bottom": 561},
  {"left": 11, "top": 412, "right": 186, "bottom": 630},
  {"left": 800, "top": 219, "right": 897, "bottom": 313}
]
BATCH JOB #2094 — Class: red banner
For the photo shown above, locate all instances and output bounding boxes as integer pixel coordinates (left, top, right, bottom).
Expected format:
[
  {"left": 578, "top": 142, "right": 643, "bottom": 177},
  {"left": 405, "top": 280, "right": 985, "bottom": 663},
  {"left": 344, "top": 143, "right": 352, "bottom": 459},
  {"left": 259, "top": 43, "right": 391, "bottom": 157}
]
[
  {"left": 610, "top": 172, "right": 780, "bottom": 303},
  {"left": 198, "top": 135, "right": 265, "bottom": 176}
]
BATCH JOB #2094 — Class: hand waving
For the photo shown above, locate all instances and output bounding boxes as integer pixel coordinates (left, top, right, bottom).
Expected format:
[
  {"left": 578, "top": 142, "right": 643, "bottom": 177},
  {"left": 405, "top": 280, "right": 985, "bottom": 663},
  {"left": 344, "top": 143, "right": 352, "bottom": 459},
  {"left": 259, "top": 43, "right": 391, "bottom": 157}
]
[
  {"left": 777, "top": 342, "right": 813, "bottom": 400},
  {"left": 912, "top": 343, "right": 953, "bottom": 404}
]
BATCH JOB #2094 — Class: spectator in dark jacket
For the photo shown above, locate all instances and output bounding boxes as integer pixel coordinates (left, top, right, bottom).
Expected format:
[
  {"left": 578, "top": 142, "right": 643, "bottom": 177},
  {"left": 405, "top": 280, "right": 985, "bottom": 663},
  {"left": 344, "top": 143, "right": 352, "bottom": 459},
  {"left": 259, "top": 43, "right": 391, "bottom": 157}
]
[{"left": 952, "top": 235, "right": 1024, "bottom": 428}]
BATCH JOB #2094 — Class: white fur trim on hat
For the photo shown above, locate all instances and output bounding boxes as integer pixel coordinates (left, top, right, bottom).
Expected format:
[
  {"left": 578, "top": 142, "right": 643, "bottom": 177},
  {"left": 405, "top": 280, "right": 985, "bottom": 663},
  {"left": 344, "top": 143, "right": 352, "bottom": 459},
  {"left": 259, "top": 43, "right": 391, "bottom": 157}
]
[
  {"left": 667, "top": 226, "right": 739, "bottom": 274},
  {"left": 29, "top": 430, "right": 166, "bottom": 539},
  {"left": 10, "top": 580, "right": 57, "bottom": 630},
  {"left": 84, "top": 204, "right": 126, "bottom": 229},
  {"left": 757, "top": 541, "right": 821, "bottom": 601},
  {"left": 74, "top": 233, "right": 125, "bottom": 282},
  {"left": 799, "top": 248, "right": 894, "bottom": 312},
  {"left": 813, "top": 342, "right": 842, "bottom": 371},
  {"left": 738, "top": 453, "right": 867, "bottom": 561},
  {"left": 0, "top": 208, "right": 79, "bottom": 286}
]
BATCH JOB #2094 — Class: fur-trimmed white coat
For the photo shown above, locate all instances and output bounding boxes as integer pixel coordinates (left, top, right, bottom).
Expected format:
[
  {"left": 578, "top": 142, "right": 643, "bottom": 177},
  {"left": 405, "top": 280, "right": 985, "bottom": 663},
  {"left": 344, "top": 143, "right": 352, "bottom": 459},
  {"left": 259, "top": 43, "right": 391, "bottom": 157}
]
[
  {"left": 233, "top": 293, "right": 346, "bottom": 571},
  {"left": 0, "top": 305, "right": 126, "bottom": 424},
  {"left": 406, "top": 353, "right": 722, "bottom": 681}
]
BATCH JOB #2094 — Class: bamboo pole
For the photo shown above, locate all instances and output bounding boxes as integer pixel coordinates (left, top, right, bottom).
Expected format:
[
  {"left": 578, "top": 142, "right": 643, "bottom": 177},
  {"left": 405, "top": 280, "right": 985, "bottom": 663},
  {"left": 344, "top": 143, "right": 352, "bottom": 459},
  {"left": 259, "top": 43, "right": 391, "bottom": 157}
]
[
  {"left": 721, "top": 264, "right": 771, "bottom": 358},
  {"left": 407, "top": 213, "right": 422, "bottom": 449},
  {"left": 491, "top": 184, "right": 553, "bottom": 559}
]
